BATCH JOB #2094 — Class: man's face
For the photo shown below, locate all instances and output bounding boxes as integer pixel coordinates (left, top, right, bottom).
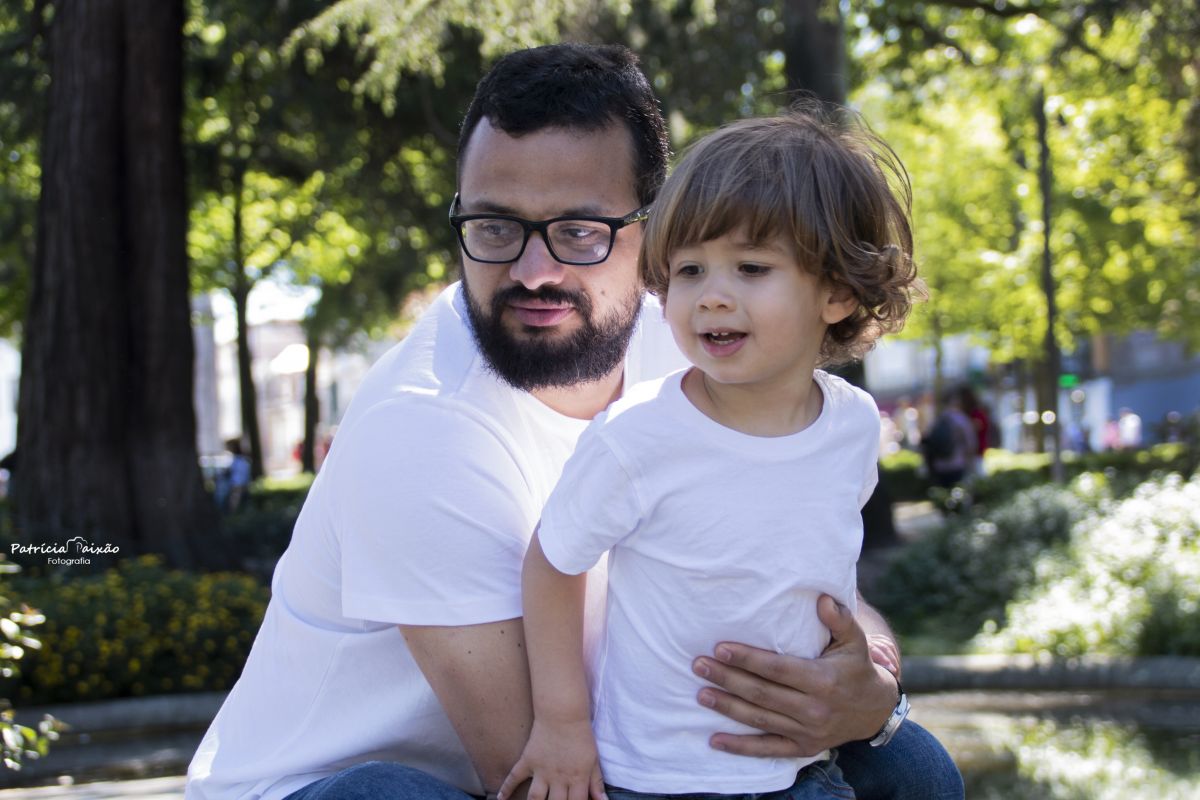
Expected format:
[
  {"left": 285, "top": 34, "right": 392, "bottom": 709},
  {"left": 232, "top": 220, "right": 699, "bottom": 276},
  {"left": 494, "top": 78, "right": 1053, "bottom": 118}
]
[{"left": 456, "top": 118, "right": 644, "bottom": 391}]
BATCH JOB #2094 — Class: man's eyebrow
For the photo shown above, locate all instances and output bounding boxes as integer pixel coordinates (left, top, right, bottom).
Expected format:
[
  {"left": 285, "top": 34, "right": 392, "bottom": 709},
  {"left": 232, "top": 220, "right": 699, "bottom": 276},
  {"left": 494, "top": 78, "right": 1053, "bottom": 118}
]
[{"left": 458, "top": 198, "right": 613, "bottom": 218}]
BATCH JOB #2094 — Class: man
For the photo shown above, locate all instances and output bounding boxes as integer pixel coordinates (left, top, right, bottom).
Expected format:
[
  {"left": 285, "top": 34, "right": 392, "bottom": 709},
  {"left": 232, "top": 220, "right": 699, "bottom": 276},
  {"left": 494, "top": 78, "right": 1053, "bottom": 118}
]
[{"left": 187, "top": 44, "right": 962, "bottom": 800}]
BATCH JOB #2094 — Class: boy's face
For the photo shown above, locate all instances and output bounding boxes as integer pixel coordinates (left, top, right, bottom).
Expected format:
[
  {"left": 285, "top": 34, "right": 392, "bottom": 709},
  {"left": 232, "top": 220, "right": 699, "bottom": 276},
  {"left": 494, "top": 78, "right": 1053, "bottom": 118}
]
[
  {"left": 455, "top": 118, "right": 644, "bottom": 391},
  {"left": 663, "top": 230, "right": 857, "bottom": 391}
]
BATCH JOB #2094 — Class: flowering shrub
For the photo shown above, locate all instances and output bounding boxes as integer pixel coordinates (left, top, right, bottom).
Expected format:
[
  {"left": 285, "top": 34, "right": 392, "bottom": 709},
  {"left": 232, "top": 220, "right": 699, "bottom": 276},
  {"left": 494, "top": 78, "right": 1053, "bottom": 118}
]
[
  {"left": 973, "top": 473, "right": 1200, "bottom": 657},
  {"left": 0, "top": 553, "right": 59, "bottom": 770},
  {"left": 871, "top": 476, "right": 1102, "bottom": 644},
  {"left": 2, "top": 556, "right": 269, "bottom": 705}
]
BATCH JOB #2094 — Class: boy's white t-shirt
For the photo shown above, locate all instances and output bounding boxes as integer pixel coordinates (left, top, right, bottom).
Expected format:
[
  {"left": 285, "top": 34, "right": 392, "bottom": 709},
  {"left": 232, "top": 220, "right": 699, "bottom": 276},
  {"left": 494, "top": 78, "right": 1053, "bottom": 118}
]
[
  {"left": 186, "top": 283, "right": 685, "bottom": 800},
  {"left": 538, "top": 369, "right": 880, "bottom": 794}
]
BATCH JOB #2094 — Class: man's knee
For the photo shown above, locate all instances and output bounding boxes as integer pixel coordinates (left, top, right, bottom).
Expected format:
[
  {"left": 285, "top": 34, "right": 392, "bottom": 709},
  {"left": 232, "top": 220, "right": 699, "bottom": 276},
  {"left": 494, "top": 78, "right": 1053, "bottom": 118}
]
[{"left": 837, "top": 720, "right": 965, "bottom": 800}]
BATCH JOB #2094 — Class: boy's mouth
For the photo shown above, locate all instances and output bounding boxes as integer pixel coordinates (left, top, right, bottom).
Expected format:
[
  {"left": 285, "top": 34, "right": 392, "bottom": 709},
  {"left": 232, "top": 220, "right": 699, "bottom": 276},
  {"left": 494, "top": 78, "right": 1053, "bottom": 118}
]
[{"left": 702, "top": 330, "right": 746, "bottom": 344}]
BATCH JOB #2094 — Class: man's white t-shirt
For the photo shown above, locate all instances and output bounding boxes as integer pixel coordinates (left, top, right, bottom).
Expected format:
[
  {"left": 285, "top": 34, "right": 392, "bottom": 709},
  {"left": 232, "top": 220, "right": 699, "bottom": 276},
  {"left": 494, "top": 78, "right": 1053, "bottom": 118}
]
[
  {"left": 538, "top": 370, "right": 880, "bottom": 794},
  {"left": 186, "top": 283, "right": 685, "bottom": 800}
]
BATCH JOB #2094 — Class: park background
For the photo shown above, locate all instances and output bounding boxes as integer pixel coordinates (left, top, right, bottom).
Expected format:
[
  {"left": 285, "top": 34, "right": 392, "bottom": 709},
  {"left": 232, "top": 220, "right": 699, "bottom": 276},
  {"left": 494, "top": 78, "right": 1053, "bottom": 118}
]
[{"left": 0, "top": 0, "right": 1198, "bottom": 797}]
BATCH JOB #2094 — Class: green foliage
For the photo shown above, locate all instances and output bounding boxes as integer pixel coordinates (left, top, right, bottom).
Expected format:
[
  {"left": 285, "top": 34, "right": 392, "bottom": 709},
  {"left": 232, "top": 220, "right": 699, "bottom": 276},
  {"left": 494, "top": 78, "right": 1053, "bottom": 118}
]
[
  {"left": 0, "top": 0, "right": 49, "bottom": 339},
  {"left": 880, "top": 444, "right": 1196, "bottom": 513},
  {"left": 872, "top": 475, "right": 1099, "bottom": 644},
  {"left": 974, "top": 472, "right": 1200, "bottom": 657},
  {"left": 879, "top": 448, "right": 926, "bottom": 502},
  {"left": 855, "top": 1, "right": 1200, "bottom": 357},
  {"left": 4, "top": 557, "right": 268, "bottom": 705},
  {"left": 0, "top": 553, "right": 57, "bottom": 770},
  {"left": 970, "top": 716, "right": 1200, "bottom": 800},
  {"left": 216, "top": 477, "right": 313, "bottom": 572}
]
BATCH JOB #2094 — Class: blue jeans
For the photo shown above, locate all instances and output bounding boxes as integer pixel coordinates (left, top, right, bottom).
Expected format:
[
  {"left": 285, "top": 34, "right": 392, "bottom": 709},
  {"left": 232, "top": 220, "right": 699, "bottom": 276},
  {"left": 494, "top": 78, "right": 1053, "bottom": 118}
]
[
  {"left": 604, "top": 754, "right": 853, "bottom": 799},
  {"left": 284, "top": 721, "right": 962, "bottom": 800},
  {"left": 837, "top": 721, "right": 964, "bottom": 800}
]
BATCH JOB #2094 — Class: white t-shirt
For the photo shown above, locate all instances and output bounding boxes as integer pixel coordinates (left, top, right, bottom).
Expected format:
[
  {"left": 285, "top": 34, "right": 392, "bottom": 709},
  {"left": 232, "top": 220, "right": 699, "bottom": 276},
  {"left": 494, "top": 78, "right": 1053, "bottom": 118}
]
[
  {"left": 538, "top": 369, "right": 880, "bottom": 794},
  {"left": 186, "top": 283, "right": 686, "bottom": 800}
]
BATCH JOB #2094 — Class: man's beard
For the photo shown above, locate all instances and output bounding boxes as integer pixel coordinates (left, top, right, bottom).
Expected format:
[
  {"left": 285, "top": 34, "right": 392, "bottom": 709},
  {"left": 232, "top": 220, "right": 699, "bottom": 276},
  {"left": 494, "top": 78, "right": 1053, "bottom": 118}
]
[{"left": 462, "top": 275, "right": 642, "bottom": 392}]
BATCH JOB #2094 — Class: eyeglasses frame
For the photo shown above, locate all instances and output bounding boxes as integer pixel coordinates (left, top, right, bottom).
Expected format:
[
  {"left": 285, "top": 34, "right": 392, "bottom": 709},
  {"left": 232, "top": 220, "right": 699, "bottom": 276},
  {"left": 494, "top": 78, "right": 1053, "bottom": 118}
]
[{"left": 448, "top": 193, "right": 650, "bottom": 266}]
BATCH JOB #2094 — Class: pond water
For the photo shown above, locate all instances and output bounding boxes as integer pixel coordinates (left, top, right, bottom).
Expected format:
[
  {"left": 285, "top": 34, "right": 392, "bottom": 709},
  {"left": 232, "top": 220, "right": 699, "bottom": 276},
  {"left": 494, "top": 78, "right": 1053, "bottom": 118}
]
[{"left": 914, "top": 690, "right": 1200, "bottom": 799}]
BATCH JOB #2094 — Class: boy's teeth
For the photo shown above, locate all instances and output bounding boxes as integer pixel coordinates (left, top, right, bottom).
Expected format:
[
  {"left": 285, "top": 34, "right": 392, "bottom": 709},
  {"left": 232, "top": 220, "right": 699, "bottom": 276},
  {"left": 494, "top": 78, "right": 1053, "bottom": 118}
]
[{"left": 706, "top": 332, "right": 741, "bottom": 342}]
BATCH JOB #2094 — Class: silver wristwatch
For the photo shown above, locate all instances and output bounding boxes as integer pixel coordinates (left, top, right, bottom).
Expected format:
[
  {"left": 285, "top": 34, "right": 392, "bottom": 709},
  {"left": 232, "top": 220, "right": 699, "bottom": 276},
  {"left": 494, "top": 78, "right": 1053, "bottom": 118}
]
[{"left": 868, "top": 680, "right": 910, "bottom": 747}]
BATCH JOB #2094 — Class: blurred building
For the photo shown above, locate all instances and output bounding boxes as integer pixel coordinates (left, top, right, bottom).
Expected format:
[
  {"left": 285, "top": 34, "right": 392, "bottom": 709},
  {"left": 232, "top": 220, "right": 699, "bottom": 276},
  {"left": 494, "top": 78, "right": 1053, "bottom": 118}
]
[
  {"left": 864, "top": 331, "right": 1200, "bottom": 452},
  {"left": 197, "top": 282, "right": 388, "bottom": 477}
]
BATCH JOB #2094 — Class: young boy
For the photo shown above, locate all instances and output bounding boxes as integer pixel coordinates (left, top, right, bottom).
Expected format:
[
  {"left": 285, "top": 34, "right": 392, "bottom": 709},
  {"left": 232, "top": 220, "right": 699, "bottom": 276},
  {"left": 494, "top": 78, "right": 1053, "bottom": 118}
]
[{"left": 500, "top": 109, "right": 923, "bottom": 800}]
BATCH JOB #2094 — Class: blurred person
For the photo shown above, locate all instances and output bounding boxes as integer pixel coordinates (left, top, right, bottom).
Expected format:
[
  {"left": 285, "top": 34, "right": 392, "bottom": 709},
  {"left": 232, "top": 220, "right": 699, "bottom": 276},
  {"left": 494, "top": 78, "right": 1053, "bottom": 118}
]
[
  {"left": 1117, "top": 407, "right": 1143, "bottom": 450},
  {"left": 921, "top": 389, "right": 977, "bottom": 488},
  {"left": 223, "top": 438, "right": 251, "bottom": 513},
  {"left": 957, "top": 386, "right": 992, "bottom": 476}
]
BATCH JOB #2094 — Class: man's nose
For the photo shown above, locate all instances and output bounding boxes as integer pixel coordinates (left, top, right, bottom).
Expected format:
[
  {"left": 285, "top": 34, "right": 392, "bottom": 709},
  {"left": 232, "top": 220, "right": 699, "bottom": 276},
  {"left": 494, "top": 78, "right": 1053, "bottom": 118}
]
[{"left": 509, "top": 232, "right": 566, "bottom": 291}]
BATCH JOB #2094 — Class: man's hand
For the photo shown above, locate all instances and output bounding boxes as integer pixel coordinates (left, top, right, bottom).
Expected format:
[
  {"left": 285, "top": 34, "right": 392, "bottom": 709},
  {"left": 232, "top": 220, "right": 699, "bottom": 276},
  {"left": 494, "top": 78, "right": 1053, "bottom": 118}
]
[
  {"left": 497, "top": 717, "right": 607, "bottom": 800},
  {"left": 691, "top": 594, "right": 899, "bottom": 757}
]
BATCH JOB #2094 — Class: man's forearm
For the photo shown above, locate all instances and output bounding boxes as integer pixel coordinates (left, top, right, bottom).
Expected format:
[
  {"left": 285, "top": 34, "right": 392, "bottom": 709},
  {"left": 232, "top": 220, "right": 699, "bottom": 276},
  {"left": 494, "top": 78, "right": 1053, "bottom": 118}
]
[{"left": 399, "top": 619, "right": 534, "bottom": 795}]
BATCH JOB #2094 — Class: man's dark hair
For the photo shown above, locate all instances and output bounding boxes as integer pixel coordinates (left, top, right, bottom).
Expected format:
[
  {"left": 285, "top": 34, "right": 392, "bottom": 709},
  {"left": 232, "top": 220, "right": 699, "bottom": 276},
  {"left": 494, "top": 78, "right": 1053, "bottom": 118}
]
[{"left": 457, "top": 43, "right": 669, "bottom": 206}]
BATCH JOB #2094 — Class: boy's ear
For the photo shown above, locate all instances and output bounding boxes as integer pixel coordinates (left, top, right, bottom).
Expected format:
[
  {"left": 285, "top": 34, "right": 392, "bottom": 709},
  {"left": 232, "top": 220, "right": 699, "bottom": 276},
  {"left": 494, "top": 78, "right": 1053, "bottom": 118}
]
[{"left": 821, "top": 283, "right": 858, "bottom": 325}]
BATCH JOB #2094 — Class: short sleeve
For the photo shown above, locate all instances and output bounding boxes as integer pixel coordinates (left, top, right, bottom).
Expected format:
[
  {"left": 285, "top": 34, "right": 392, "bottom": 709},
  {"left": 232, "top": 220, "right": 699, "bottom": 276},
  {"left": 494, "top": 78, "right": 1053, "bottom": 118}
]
[
  {"left": 857, "top": 398, "right": 882, "bottom": 509},
  {"left": 333, "top": 398, "right": 537, "bottom": 626},
  {"left": 537, "top": 425, "right": 643, "bottom": 576}
]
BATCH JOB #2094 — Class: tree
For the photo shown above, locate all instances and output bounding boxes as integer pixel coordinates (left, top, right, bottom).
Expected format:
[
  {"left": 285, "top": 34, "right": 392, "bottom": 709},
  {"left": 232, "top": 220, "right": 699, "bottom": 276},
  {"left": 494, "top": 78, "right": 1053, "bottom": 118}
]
[
  {"left": 852, "top": 0, "right": 1199, "bottom": 468},
  {"left": 0, "top": 0, "right": 49, "bottom": 340},
  {"left": 14, "top": 0, "right": 217, "bottom": 568}
]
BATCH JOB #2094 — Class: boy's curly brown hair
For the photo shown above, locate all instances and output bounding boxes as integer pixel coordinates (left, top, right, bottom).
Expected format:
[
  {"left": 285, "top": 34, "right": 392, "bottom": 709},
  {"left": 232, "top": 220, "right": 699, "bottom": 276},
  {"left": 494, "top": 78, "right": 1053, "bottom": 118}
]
[{"left": 640, "top": 105, "right": 925, "bottom": 367}]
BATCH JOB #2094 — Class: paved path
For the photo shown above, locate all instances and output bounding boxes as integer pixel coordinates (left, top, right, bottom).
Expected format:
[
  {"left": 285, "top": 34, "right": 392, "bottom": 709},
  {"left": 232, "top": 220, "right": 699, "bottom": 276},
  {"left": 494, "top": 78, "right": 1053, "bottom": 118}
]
[{"left": 0, "top": 776, "right": 185, "bottom": 799}]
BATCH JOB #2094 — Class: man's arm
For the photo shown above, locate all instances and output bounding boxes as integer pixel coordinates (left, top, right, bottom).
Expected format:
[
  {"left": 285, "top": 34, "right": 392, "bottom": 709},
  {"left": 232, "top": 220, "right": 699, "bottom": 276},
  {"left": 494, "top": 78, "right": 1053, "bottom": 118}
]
[
  {"left": 399, "top": 620, "right": 533, "bottom": 799},
  {"left": 691, "top": 594, "right": 901, "bottom": 757}
]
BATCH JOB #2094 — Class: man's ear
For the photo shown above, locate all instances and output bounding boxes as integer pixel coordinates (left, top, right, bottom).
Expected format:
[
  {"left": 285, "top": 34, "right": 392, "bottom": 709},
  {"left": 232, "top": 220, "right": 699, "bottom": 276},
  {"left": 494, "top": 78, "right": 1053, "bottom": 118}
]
[{"left": 822, "top": 283, "right": 858, "bottom": 325}]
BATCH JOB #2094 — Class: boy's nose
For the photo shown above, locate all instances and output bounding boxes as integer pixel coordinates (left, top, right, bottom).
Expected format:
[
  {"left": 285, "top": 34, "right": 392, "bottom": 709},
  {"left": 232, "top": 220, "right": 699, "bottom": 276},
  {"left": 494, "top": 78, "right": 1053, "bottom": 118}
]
[
  {"left": 509, "top": 233, "right": 566, "bottom": 291},
  {"left": 697, "top": 276, "right": 736, "bottom": 311}
]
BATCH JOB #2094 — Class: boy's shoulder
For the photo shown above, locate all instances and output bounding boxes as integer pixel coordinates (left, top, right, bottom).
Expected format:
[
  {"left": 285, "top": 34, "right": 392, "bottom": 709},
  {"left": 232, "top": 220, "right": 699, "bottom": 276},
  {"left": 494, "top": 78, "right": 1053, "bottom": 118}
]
[
  {"left": 593, "top": 370, "right": 685, "bottom": 432},
  {"left": 815, "top": 370, "right": 881, "bottom": 424}
]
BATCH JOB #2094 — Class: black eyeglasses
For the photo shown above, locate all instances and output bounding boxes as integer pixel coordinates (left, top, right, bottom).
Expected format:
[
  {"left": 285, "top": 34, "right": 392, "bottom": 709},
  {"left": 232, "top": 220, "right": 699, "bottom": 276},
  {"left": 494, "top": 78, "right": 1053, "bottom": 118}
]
[{"left": 448, "top": 193, "right": 649, "bottom": 266}]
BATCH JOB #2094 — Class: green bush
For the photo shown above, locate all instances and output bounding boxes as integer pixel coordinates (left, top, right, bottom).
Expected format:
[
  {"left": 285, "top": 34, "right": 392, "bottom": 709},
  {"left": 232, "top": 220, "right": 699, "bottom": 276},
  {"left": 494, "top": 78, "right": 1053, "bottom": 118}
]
[
  {"left": 879, "top": 449, "right": 927, "bottom": 502},
  {"left": 217, "top": 475, "right": 313, "bottom": 573},
  {"left": 973, "top": 472, "right": 1200, "bottom": 657},
  {"left": 871, "top": 476, "right": 1102, "bottom": 644},
  {"left": 0, "top": 553, "right": 59, "bottom": 770},
  {"left": 881, "top": 443, "right": 1195, "bottom": 514},
  {"left": 2, "top": 556, "right": 269, "bottom": 705}
]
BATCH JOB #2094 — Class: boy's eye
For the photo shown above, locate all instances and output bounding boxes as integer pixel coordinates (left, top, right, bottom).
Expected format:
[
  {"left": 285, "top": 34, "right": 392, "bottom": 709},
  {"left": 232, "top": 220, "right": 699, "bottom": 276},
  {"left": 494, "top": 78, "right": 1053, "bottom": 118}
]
[
  {"left": 673, "top": 263, "right": 701, "bottom": 277},
  {"left": 740, "top": 263, "right": 771, "bottom": 276}
]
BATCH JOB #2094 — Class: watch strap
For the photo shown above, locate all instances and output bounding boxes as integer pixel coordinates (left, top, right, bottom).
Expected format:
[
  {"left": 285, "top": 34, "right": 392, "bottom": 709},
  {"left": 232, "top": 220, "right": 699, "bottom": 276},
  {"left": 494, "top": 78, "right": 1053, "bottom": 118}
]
[{"left": 868, "top": 679, "right": 910, "bottom": 747}]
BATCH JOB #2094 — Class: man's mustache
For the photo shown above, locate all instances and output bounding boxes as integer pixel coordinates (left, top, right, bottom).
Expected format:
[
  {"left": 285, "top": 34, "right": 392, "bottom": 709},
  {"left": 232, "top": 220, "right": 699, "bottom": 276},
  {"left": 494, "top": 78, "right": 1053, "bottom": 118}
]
[{"left": 492, "top": 285, "right": 588, "bottom": 310}]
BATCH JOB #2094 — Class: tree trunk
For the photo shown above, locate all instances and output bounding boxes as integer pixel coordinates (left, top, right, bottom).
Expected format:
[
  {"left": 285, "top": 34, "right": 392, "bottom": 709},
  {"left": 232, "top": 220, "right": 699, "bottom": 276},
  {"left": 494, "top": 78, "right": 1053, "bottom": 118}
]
[
  {"left": 231, "top": 165, "right": 265, "bottom": 479},
  {"left": 784, "top": 0, "right": 896, "bottom": 547},
  {"left": 15, "top": 0, "right": 216, "bottom": 568},
  {"left": 301, "top": 323, "right": 319, "bottom": 474},
  {"left": 1033, "top": 85, "right": 1064, "bottom": 482},
  {"left": 783, "top": 0, "right": 847, "bottom": 105}
]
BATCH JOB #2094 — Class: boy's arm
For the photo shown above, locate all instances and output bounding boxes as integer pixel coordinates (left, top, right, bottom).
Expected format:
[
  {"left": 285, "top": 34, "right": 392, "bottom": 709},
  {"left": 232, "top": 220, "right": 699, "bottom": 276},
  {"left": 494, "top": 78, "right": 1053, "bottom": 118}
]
[
  {"left": 497, "top": 531, "right": 604, "bottom": 800},
  {"left": 856, "top": 591, "right": 902, "bottom": 680}
]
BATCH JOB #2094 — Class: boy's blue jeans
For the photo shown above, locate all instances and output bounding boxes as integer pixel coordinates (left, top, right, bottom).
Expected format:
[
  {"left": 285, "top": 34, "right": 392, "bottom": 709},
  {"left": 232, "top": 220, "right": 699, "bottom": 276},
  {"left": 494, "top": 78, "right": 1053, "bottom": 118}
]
[
  {"left": 602, "top": 754, "right": 854, "bottom": 799},
  {"left": 283, "top": 721, "right": 964, "bottom": 800}
]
